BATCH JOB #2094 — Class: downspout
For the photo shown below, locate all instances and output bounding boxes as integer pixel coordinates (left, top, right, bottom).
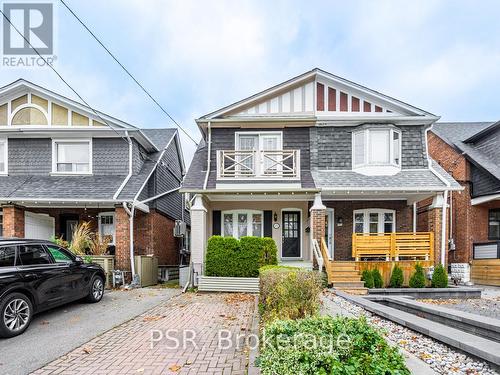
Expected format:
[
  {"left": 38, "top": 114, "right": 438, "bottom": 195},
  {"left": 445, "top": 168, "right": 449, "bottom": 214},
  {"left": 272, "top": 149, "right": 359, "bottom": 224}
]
[
  {"left": 413, "top": 202, "right": 417, "bottom": 232},
  {"left": 441, "top": 190, "right": 448, "bottom": 265},
  {"left": 203, "top": 121, "right": 212, "bottom": 190},
  {"left": 122, "top": 202, "right": 136, "bottom": 280},
  {"left": 113, "top": 131, "right": 133, "bottom": 200}
]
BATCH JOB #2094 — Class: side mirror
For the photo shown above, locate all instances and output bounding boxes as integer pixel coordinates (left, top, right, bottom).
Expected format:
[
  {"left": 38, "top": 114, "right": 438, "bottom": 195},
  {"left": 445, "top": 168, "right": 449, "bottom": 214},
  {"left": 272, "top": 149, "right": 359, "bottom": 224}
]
[{"left": 74, "top": 256, "right": 84, "bottom": 264}]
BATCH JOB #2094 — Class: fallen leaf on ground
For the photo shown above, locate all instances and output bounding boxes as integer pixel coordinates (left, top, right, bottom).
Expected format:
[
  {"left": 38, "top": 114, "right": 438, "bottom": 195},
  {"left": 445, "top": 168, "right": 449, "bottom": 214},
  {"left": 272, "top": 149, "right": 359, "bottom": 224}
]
[
  {"left": 82, "top": 346, "right": 93, "bottom": 354},
  {"left": 40, "top": 320, "right": 49, "bottom": 325},
  {"left": 168, "top": 364, "right": 182, "bottom": 372},
  {"left": 136, "top": 368, "right": 144, "bottom": 373},
  {"left": 143, "top": 315, "right": 165, "bottom": 322}
]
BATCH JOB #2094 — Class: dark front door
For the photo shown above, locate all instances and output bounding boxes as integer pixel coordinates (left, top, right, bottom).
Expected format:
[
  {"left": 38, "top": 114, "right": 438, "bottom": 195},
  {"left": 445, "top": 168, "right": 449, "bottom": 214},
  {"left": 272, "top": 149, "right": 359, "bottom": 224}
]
[{"left": 282, "top": 211, "right": 301, "bottom": 258}]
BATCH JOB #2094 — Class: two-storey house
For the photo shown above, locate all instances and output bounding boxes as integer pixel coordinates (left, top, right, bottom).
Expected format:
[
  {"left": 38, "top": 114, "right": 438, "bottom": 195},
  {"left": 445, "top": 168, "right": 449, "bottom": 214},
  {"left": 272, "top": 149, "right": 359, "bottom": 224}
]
[
  {"left": 428, "top": 121, "right": 500, "bottom": 285},
  {"left": 182, "top": 68, "right": 460, "bottom": 287},
  {"left": 0, "top": 79, "right": 188, "bottom": 277}
]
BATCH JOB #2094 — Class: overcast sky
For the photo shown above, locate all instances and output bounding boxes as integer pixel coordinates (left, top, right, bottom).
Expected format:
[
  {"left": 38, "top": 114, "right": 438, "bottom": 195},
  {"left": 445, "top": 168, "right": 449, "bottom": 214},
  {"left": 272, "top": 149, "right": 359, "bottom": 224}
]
[{"left": 2, "top": 0, "right": 500, "bottom": 163}]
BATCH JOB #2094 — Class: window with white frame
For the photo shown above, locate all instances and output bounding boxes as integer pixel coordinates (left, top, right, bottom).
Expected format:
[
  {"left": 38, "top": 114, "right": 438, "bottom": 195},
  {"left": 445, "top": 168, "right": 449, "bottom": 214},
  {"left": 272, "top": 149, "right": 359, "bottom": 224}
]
[
  {"left": 353, "top": 209, "right": 395, "bottom": 234},
  {"left": 0, "top": 138, "right": 7, "bottom": 174},
  {"left": 353, "top": 128, "right": 401, "bottom": 170},
  {"left": 53, "top": 139, "right": 91, "bottom": 174},
  {"left": 98, "top": 212, "right": 115, "bottom": 245},
  {"left": 236, "top": 132, "right": 282, "bottom": 175},
  {"left": 222, "top": 210, "right": 263, "bottom": 239}
]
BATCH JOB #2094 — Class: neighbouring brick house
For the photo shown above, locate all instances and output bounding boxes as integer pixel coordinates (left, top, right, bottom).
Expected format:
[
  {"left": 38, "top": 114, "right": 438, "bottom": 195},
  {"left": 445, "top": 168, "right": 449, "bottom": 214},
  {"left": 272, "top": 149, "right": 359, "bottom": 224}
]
[
  {"left": 0, "top": 79, "right": 188, "bottom": 276},
  {"left": 426, "top": 121, "right": 500, "bottom": 264},
  {"left": 181, "top": 68, "right": 461, "bottom": 286}
]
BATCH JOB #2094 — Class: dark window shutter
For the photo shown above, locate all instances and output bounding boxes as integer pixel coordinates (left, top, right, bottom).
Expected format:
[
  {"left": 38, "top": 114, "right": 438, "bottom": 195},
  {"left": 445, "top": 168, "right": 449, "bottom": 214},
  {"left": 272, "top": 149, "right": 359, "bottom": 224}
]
[
  {"left": 264, "top": 210, "right": 273, "bottom": 237},
  {"left": 212, "top": 210, "right": 221, "bottom": 236}
]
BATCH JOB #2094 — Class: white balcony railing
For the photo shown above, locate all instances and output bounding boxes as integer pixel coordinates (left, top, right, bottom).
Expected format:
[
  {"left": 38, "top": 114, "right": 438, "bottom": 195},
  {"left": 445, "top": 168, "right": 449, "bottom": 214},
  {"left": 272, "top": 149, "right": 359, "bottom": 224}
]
[{"left": 217, "top": 149, "right": 300, "bottom": 179}]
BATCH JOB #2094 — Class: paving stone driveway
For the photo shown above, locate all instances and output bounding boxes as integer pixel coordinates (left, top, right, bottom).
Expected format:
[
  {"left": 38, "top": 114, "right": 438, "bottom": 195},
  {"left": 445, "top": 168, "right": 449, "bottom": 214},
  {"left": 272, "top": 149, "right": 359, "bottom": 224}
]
[{"left": 32, "top": 293, "right": 257, "bottom": 375}]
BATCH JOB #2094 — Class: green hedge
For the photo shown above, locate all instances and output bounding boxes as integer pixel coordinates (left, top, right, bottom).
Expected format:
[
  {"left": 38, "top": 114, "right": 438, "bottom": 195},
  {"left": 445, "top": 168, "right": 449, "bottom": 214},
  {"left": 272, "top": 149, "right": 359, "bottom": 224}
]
[
  {"left": 205, "top": 236, "right": 277, "bottom": 277},
  {"left": 259, "top": 266, "right": 323, "bottom": 322},
  {"left": 409, "top": 263, "right": 426, "bottom": 288},
  {"left": 390, "top": 265, "right": 404, "bottom": 288},
  {"left": 260, "top": 316, "right": 410, "bottom": 375}
]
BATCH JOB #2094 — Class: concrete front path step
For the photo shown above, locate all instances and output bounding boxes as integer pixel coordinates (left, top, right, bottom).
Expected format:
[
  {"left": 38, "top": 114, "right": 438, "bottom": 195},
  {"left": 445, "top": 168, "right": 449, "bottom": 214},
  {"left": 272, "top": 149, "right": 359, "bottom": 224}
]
[{"left": 338, "top": 291, "right": 500, "bottom": 367}]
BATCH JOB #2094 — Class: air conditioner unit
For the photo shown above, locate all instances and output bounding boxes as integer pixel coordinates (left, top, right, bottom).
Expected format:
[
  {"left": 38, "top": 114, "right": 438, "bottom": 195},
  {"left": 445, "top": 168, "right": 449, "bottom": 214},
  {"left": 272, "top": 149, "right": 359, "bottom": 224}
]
[{"left": 174, "top": 220, "right": 187, "bottom": 237}]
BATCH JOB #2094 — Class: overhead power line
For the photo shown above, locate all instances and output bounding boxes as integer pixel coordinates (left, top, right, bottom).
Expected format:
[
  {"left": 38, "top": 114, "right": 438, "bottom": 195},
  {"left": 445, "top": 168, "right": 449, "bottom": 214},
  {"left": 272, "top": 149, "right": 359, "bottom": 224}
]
[
  {"left": 0, "top": 9, "right": 130, "bottom": 144},
  {"left": 60, "top": 0, "right": 199, "bottom": 145}
]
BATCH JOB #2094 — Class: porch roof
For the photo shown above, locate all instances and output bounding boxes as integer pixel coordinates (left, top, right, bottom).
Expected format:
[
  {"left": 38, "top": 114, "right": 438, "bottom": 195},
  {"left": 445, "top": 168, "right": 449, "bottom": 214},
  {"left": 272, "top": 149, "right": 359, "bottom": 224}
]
[{"left": 312, "top": 160, "right": 461, "bottom": 192}]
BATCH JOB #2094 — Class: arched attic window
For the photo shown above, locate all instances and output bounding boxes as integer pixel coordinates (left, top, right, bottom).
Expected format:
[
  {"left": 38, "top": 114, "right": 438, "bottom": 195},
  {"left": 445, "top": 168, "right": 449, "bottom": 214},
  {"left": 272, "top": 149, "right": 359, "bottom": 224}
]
[{"left": 11, "top": 106, "right": 48, "bottom": 126}]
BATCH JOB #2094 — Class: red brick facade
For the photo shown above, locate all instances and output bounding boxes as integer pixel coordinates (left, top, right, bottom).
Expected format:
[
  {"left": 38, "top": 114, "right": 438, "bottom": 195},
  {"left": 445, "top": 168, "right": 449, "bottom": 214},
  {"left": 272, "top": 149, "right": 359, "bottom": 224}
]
[
  {"left": 427, "top": 131, "right": 500, "bottom": 263},
  {"left": 0, "top": 204, "right": 180, "bottom": 273},
  {"left": 323, "top": 200, "right": 413, "bottom": 261}
]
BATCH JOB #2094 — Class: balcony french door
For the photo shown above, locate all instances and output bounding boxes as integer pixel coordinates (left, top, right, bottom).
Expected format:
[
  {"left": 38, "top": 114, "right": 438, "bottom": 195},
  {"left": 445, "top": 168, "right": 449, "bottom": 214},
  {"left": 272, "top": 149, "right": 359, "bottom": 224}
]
[{"left": 237, "top": 133, "right": 282, "bottom": 176}]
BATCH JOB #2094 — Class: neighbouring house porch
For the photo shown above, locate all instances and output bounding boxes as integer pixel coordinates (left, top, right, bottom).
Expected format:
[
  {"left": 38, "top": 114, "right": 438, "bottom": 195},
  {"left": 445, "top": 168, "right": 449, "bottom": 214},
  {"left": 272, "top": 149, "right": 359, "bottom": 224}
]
[{"left": 0, "top": 203, "right": 182, "bottom": 272}]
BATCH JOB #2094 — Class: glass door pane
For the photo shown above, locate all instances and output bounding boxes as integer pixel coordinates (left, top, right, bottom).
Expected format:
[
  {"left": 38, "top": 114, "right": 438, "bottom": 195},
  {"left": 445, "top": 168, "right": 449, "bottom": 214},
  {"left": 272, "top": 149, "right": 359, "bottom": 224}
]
[
  {"left": 238, "top": 135, "right": 257, "bottom": 174},
  {"left": 261, "top": 135, "right": 281, "bottom": 175}
]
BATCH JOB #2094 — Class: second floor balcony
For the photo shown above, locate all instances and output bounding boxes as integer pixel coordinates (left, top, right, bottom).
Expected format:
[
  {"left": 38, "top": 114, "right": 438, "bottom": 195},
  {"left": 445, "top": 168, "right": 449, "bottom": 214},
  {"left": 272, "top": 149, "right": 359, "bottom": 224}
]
[{"left": 216, "top": 149, "right": 300, "bottom": 179}]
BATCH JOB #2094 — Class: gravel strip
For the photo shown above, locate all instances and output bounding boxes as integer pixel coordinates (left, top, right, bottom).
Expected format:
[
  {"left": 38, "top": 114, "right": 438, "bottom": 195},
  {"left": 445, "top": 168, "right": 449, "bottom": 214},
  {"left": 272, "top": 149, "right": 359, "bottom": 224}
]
[
  {"left": 418, "top": 298, "right": 500, "bottom": 320},
  {"left": 324, "top": 291, "right": 499, "bottom": 375}
]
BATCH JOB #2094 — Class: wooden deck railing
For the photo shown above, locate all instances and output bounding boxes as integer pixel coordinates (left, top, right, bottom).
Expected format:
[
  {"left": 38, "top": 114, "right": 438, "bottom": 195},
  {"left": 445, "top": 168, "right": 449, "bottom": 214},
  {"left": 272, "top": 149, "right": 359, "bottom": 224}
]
[{"left": 352, "top": 232, "right": 434, "bottom": 261}]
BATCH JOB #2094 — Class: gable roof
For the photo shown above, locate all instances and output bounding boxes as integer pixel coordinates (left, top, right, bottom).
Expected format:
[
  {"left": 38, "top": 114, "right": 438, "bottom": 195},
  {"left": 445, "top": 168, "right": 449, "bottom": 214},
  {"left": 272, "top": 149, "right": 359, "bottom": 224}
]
[
  {"left": 432, "top": 121, "right": 500, "bottom": 181},
  {"left": 0, "top": 79, "right": 159, "bottom": 152},
  {"left": 197, "top": 68, "right": 438, "bottom": 123}
]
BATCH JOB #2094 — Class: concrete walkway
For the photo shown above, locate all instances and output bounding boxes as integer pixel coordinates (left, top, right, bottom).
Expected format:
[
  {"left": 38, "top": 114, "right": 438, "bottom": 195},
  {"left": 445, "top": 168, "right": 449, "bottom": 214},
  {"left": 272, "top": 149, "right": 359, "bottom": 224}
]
[
  {"left": 320, "top": 293, "right": 438, "bottom": 375},
  {"left": 0, "top": 287, "right": 180, "bottom": 375},
  {"left": 31, "top": 292, "right": 257, "bottom": 375}
]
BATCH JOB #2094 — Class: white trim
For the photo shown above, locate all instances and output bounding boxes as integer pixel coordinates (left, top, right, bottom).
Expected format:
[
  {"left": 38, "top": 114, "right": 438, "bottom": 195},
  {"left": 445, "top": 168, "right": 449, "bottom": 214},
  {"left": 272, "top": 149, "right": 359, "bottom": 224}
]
[
  {"left": 471, "top": 194, "right": 500, "bottom": 206},
  {"left": 325, "top": 208, "right": 334, "bottom": 258},
  {"left": 0, "top": 137, "right": 7, "bottom": 175},
  {"left": 132, "top": 131, "right": 177, "bottom": 201},
  {"left": 353, "top": 208, "right": 396, "bottom": 234},
  {"left": 352, "top": 127, "right": 402, "bottom": 175},
  {"left": 9, "top": 103, "right": 49, "bottom": 126},
  {"left": 113, "top": 131, "right": 133, "bottom": 199},
  {"left": 51, "top": 138, "right": 93, "bottom": 175},
  {"left": 215, "top": 183, "right": 302, "bottom": 190},
  {"left": 221, "top": 209, "right": 263, "bottom": 239},
  {"left": 98, "top": 211, "right": 116, "bottom": 245},
  {"left": 280, "top": 208, "right": 303, "bottom": 259}
]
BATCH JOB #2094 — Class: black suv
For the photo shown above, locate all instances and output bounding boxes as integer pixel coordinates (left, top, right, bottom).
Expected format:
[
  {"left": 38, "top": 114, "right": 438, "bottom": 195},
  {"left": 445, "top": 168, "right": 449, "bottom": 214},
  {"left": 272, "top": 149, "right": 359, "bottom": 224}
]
[{"left": 0, "top": 239, "right": 105, "bottom": 338}]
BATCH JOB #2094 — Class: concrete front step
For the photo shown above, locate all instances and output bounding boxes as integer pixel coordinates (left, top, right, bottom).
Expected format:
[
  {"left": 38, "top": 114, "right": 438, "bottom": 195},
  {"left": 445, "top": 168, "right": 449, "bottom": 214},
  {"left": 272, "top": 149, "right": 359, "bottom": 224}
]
[
  {"left": 338, "top": 291, "right": 500, "bottom": 367},
  {"left": 334, "top": 287, "right": 368, "bottom": 295},
  {"left": 331, "top": 271, "right": 360, "bottom": 277},
  {"left": 332, "top": 281, "right": 365, "bottom": 288}
]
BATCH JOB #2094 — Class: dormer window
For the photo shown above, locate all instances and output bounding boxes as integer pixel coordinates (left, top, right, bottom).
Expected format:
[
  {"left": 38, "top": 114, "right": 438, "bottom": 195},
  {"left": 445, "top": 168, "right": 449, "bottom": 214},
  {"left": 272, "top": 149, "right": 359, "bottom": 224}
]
[
  {"left": 52, "top": 139, "right": 92, "bottom": 174},
  {"left": 352, "top": 127, "right": 401, "bottom": 175}
]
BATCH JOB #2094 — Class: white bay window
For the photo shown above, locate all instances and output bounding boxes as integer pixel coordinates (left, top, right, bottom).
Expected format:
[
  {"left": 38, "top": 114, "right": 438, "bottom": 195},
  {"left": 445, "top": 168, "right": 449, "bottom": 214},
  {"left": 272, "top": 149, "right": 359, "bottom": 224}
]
[
  {"left": 52, "top": 139, "right": 92, "bottom": 174},
  {"left": 222, "top": 210, "right": 263, "bottom": 239},
  {"left": 353, "top": 128, "right": 401, "bottom": 175}
]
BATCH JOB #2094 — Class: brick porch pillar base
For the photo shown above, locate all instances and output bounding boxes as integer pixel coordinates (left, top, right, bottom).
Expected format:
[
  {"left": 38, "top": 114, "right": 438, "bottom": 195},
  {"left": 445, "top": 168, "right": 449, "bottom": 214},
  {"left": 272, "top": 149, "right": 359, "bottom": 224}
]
[
  {"left": 114, "top": 206, "right": 131, "bottom": 272},
  {"left": 2, "top": 205, "right": 25, "bottom": 238},
  {"left": 310, "top": 193, "right": 326, "bottom": 269}
]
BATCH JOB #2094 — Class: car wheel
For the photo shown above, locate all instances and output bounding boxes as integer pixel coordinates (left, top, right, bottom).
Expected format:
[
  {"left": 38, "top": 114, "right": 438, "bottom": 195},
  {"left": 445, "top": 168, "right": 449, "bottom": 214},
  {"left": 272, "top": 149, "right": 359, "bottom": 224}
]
[
  {"left": 86, "top": 275, "right": 104, "bottom": 303},
  {"left": 0, "top": 293, "right": 33, "bottom": 338}
]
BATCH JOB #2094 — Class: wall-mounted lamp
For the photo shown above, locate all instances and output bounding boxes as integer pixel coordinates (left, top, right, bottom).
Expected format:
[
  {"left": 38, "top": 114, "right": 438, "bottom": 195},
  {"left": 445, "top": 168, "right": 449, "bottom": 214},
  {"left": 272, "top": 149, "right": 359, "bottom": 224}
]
[
  {"left": 337, "top": 217, "right": 343, "bottom": 226},
  {"left": 273, "top": 212, "right": 278, "bottom": 222}
]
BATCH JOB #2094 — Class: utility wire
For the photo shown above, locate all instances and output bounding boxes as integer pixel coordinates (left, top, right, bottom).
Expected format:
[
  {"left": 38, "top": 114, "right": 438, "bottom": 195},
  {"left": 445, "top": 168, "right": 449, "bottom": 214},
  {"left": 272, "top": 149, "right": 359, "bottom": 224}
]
[
  {"left": 60, "top": 0, "right": 199, "bottom": 145},
  {"left": 0, "top": 9, "right": 130, "bottom": 145}
]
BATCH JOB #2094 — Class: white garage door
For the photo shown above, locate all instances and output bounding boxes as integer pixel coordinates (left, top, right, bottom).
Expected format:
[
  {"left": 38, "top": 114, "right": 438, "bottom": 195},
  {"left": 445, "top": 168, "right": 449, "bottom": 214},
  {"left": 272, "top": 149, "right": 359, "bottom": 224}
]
[{"left": 25, "top": 212, "right": 55, "bottom": 240}]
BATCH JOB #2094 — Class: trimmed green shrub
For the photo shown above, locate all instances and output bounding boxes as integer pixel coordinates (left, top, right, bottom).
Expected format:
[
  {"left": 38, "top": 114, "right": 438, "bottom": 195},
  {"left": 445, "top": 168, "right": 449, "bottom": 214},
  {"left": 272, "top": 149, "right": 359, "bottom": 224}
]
[
  {"left": 431, "top": 264, "right": 449, "bottom": 288},
  {"left": 205, "top": 236, "right": 278, "bottom": 277},
  {"left": 409, "top": 263, "right": 426, "bottom": 288},
  {"left": 361, "top": 269, "right": 374, "bottom": 289},
  {"left": 260, "top": 316, "right": 410, "bottom": 375},
  {"left": 390, "top": 265, "right": 404, "bottom": 288},
  {"left": 372, "top": 268, "right": 384, "bottom": 288},
  {"left": 259, "top": 266, "right": 323, "bottom": 322}
]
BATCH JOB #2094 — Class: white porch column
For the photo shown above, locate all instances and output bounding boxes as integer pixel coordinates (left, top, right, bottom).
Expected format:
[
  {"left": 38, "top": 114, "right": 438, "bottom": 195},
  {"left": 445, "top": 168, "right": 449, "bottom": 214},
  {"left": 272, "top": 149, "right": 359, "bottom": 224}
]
[{"left": 190, "top": 194, "right": 207, "bottom": 285}]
